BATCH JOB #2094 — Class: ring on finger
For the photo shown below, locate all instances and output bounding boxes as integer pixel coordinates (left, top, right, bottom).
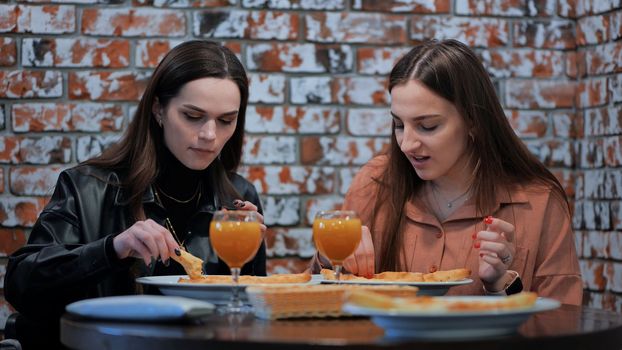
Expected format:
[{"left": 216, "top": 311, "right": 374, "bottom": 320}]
[{"left": 500, "top": 254, "right": 512, "bottom": 264}]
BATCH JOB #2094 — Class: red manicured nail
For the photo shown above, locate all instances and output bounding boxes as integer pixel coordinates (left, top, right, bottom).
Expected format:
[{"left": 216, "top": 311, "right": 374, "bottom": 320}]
[
  {"left": 484, "top": 216, "right": 493, "bottom": 225},
  {"left": 474, "top": 242, "right": 480, "bottom": 249},
  {"left": 472, "top": 232, "right": 476, "bottom": 240},
  {"left": 479, "top": 253, "right": 484, "bottom": 257}
]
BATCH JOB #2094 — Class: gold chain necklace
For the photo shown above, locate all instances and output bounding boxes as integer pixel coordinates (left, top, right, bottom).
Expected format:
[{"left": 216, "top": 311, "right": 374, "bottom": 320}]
[
  {"left": 155, "top": 182, "right": 202, "bottom": 204},
  {"left": 153, "top": 185, "right": 202, "bottom": 248}
]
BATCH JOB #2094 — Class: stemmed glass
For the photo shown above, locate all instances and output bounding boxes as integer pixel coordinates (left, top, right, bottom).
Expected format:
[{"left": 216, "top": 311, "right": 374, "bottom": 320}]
[
  {"left": 210, "top": 210, "right": 263, "bottom": 313},
  {"left": 313, "top": 210, "right": 362, "bottom": 282}
]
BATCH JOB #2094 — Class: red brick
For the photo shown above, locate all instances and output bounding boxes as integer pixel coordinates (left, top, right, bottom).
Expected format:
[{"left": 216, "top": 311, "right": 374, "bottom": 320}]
[
  {"left": 69, "top": 71, "right": 149, "bottom": 101},
  {"left": 480, "top": 49, "right": 565, "bottom": 78},
  {"left": 243, "top": 136, "right": 296, "bottom": 164},
  {"left": 552, "top": 111, "right": 582, "bottom": 138},
  {"left": 245, "top": 106, "right": 341, "bottom": 134},
  {"left": 578, "top": 139, "right": 605, "bottom": 168},
  {"left": 505, "top": 110, "right": 547, "bottom": 138},
  {"left": 605, "top": 136, "right": 622, "bottom": 167},
  {"left": 357, "top": 47, "right": 410, "bottom": 75},
  {"left": 306, "top": 13, "right": 406, "bottom": 44},
  {"left": 267, "top": 257, "right": 311, "bottom": 274},
  {"left": 82, "top": 8, "right": 185, "bottom": 37},
  {"left": 352, "top": 0, "right": 450, "bottom": 13},
  {"left": 580, "top": 259, "right": 607, "bottom": 290},
  {"left": 305, "top": 196, "right": 344, "bottom": 225},
  {"left": 265, "top": 227, "right": 313, "bottom": 257},
  {"left": 577, "top": 14, "right": 610, "bottom": 45},
  {"left": 576, "top": 77, "right": 609, "bottom": 108},
  {"left": 0, "top": 197, "right": 47, "bottom": 227},
  {"left": 0, "top": 228, "right": 25, "bottom": 256},
  {"left": 12, "top": 103, "right": 124, "bottom": 132},
  {"left": 585, "top": 42, "right": 622, "bottom": 75},
  {"left": 246, "top": 43, "right": 352, "bottom": 73},
  {"left": 513, "top": 20, "right": 576, "bottom": 49},
  {"left": 248, "top": 74, "right": 286, "bottom": 104},
  {"left": 584, "top": 105, "right": 622, "bottom": 137},
  {"left": 13, "top": 5, "right": 75, "bottom": 34},
  {"left": 76, "top": 135, "right": 121, "bottom": 163},
  {"left": 135, "top": 39, "right": 183, "bottom": 68},
  {"left": 566, "top": 51, "right": 586, "bottom": 78},
  {"left": 0, "top": 70, "right": 63, "bottom": 98},
  {"left": 22, "top": 38, "right": 130, "bottom": 67},
  {"left": 552, "top": 169, "right": 576, "bottom": 197},
  {"left": 411, "top": 16, "right": 509, "bottom": 47},
  {"left": 505, "top": 80, "right": 575, "bottom": 109},
  {"left": 194, "top": 10, "right": 298, "bottom": 40},
  {"left": 347, "top": 109, "right": 391, "bottom": 136},
  {"left": 10, "top": 166, "right": 64, "bottom": 196},
  {"left": 242, "top": 0, "right": 345, "bottom": 10},
  {"left": 238, "top": 165, "right": 336, "bottom": 195},
  {"left": 301, "top": 136, "right": 390, "bottom": 166},
  {"left": 0, "top": 5, "right": 18, "bottom": 32},
  {"left": 262, "top": 197, "right": 301, "bottom": 226},
  {"left": 134, "top": 0, "right": 231, "bottom": 6},
  {"left": 0, "top": 37, "right": 16, "bottom": 66}
]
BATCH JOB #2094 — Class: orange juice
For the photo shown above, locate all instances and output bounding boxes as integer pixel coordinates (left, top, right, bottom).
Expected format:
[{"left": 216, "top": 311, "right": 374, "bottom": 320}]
[
  {"left": 313, "top": 218, "right": 362, "bottom": 264},
  {"left": 210, "top": 221, "right": 262, "bottom": 268}
]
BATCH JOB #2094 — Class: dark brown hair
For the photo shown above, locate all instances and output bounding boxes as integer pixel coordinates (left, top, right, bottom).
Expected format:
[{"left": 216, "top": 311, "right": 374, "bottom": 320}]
[
  {"left": 84, "top": 40, "right": 248, "bottom": 220},
  {"left": 373, "top": 39, "right": 570, "bottom": 272}
]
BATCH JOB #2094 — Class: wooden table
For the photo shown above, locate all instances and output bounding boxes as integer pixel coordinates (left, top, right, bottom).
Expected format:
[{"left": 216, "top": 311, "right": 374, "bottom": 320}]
[{"left": 61, "top": 304, "right": 622, "bottom": 350}]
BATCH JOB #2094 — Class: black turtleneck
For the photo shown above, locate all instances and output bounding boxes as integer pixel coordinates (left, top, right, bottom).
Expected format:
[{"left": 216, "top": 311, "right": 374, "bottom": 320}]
[{"left": 154, "top": 146, "right": 205, "bottom": 245}]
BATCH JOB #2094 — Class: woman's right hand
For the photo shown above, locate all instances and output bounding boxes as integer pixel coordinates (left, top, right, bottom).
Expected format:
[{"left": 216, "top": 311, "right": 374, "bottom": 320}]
[
  {"left": 342, "top": 225, "right": 375, "bottom": 278},
  {"left": 112, "top": 219, "right": 180, "bottom": 266}
]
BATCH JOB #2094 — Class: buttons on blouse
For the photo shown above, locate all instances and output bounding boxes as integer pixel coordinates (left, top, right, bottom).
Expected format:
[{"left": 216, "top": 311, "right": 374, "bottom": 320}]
[{"left": 428, "top": 265, "right": 437, "bottom": 273}]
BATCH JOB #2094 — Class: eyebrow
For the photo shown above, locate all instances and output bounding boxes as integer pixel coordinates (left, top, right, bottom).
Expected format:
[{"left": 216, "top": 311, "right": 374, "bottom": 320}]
[
  {"left": 390, "top": 111, "right": 442, "bottom": 121},
  {"left": 182, "top": 104, "right": 238, "bottom": 117}
]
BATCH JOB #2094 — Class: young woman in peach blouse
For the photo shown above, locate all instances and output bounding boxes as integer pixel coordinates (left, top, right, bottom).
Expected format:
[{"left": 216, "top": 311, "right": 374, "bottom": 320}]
[{"left": 313, "top": 39, "right": 582, "bottom": 305}]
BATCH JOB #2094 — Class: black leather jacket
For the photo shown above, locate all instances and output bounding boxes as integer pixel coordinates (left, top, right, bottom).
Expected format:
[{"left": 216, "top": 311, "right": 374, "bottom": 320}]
[{"left": 5, "top": 165, "right": 266, "bottom": 325}]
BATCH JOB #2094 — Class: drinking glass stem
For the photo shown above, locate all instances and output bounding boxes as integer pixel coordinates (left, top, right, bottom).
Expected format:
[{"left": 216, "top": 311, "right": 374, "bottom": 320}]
[
  {"left": 230, "top": 267, "right": 243, "bottom": 310},
  {"left": 334, "top": 264, "right": 343, "bottom": 284}
]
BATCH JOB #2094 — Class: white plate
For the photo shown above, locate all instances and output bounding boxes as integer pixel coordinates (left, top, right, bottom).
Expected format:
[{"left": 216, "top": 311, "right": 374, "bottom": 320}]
[
  {"left": 136, "top": 275, "right": 319, "bottom": 305},
  {"left": 343, "top": 296, "right": 561, "bottom": 339},
  {"left": 66, "top": 295, "right": 215, "bottom": 321},
  {"left": 321, "top": 278, "right": 473, "bottom": 296}
]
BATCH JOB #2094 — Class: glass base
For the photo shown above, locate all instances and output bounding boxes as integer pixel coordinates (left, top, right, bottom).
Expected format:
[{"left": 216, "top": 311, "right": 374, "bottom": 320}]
[{"left": 217, "top": 303, "right": 253, "bottom": 314}]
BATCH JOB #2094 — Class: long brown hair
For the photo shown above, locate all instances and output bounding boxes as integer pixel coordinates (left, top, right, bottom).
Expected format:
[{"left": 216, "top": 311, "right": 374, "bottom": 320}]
[
  {"left": 373, "top": 39, "right": 570, "bottom": 272},
  {"left": 84, "top": 40, "right": 249, "bottom": 220}
]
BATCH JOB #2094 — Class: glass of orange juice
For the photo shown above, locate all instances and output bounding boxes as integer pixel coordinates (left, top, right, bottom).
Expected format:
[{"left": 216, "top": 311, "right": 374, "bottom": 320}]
[
  {"left": 210, "top": 210, "right": 263, "bottom": 313},
  {"left": 313, "top": 210, "right": 362, "bottom": 282}
]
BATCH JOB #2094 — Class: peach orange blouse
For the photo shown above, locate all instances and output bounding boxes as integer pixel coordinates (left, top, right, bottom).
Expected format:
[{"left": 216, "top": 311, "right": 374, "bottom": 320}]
[{"left": 342, "top": 156, "right": 582, "bottom": 305}]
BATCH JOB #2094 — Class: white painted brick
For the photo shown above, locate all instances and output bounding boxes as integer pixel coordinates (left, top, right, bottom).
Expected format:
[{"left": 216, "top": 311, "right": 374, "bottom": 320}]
[
  {"left": 262, "top": 196, "right": 300, "bottom": 226},
  {"left": 267, "top": 228, "right": 314, "bottom": 258},
  {"left": 248, "top": 74, "right": 286, "bottom": 104},
  {"left": 305, "top": 195, "right": 344, "bottom": 224},
  {"left": 335, "top": 77, "right": 389, "bottom": 105},
  {"left": 338, "top": 167, "right": 360, "bottom": 195},
  {"left": 242, "top": 0, "right": 345, "bottom": 10},
  {"left": 76, "top": 135, "right": 122, "bottom": 162},
  {"left": 347, "top": 109, "right": 391, "bottom": 136},
  {"left": 243, "top": 136, "right": 297, "bottom": 164},
  {"left": 245, "top": 106, "right": 340, "bottom": 134},
  {"left": 238, "top": 165, "right": 335, "bottom": 195},
  {"left": 290, "top": 77, "right": 332, "bottom": 104}
]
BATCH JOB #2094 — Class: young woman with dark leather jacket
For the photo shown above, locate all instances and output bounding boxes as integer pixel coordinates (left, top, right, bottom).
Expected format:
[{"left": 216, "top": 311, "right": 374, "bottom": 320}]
[{"left": 5, "top": 40, "right": 266, "bottom": 348}]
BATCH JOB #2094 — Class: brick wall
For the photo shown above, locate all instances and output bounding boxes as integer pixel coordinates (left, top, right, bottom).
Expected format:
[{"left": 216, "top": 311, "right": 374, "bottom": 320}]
[{"left": 0, "top": 0, "right": 620, "bottom": 325}]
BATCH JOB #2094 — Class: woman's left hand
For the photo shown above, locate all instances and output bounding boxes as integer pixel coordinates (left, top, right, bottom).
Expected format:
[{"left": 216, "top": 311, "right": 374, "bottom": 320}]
[
  {"left": 474, "top": 216, "right": 516, "bottom": 291},
  {"left": 233, "top": 199, "right": 267, "bottom": 235}
]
